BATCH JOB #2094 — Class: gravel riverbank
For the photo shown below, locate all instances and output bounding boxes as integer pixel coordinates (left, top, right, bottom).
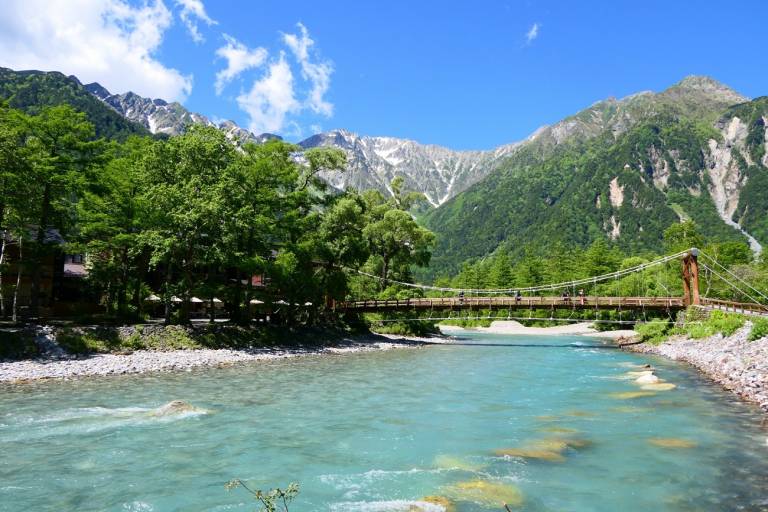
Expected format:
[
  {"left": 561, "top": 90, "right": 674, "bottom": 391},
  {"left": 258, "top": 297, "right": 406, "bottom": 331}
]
[
  {"left": 0, "top": 333, "right": 435, "bottom": 384},
  {"left": 624, "top": 323, "right": 768, "bottom": 413}
]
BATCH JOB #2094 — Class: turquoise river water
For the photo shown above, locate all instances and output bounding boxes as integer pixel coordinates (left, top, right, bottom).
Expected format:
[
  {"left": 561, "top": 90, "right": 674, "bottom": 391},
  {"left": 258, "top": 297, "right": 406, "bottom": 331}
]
[{"left": 1, "top": 332, "right": 768, "bottom": 511}]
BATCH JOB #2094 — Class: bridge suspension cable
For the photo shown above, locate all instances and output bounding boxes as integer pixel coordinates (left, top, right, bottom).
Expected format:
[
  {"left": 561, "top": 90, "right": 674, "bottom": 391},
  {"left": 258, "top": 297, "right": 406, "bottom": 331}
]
[
  {"left": 698, "top": 261, "right": 767, "bottom": 307},
  {"left": 698, "top": 250, "right": 768, "bottom": 304},
  {"left": 346, "top": 250, "right": 688, "bottom": 295}
]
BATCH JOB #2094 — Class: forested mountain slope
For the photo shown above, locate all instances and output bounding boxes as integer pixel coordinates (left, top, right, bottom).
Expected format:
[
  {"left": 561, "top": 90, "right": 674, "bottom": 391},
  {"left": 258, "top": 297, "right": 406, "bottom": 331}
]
[
  {"left": 424, "top": 77, "right": 768, "bottom": 277},
  {"left": 0, "top": 67, "right": 149, "bottom": 140}
]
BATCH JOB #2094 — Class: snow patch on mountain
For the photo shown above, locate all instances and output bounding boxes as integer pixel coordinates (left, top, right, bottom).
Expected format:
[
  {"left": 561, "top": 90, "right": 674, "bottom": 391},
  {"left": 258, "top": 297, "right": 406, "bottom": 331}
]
[{"left": 299, "top": 130, "right": 522, "bottom": 205}]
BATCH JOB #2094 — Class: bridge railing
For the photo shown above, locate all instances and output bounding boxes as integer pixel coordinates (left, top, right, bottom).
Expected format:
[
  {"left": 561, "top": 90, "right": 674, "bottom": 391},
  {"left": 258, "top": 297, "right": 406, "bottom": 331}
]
[{"left": 700, "top": 298, "right": 768, "bottom": 316}]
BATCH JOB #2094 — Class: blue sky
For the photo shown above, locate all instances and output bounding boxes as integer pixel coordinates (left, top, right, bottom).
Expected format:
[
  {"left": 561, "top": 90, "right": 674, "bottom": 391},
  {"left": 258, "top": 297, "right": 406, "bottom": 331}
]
[{"left": 2, "top": 1, "right": 768, "bottom": 149}]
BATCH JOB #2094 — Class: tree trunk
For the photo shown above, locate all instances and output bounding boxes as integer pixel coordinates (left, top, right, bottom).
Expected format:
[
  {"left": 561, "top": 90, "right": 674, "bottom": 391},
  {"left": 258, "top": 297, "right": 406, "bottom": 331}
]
[
  {"left": 232, "top": 273, "right": 244, "bottom": 324},
  {"left": 0, "top": 234, "right": 6, "bottom": 318},
  {"left": 117, "top": 246, "right": 129, "bottom": 318},
  {"left": 30, "top": 183, "right": 51, "bottom": 318},
  {"left": 163, "top": 260, "right": 173, "bottom": 325},
  {"left": 381, "top": 254, "right": 390, "bottom": 290},
  {"left": 12, "top": 238, "right": 22, "bottom": 323},
  {"left": 132, "top": 252, "right": 150, "bottom": 317}
]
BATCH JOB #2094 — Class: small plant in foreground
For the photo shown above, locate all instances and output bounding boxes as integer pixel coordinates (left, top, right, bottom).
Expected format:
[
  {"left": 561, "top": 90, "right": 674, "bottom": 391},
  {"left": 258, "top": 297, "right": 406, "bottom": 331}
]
[{"left": 226, "top": 480, "right": 299, "bottom": 512}]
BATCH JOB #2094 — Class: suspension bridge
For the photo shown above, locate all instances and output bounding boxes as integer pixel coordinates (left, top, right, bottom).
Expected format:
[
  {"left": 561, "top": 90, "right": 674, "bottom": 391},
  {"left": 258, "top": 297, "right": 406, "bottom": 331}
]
[{"left": 338, "top": 249, "right": 768, "bottom": 323}]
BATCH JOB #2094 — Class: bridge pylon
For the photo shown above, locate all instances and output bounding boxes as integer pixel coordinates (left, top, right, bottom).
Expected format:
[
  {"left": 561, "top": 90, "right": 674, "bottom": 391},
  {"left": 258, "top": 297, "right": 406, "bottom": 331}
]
[{"left": 681, "top": 248, "right": 700, "bottom": 306}]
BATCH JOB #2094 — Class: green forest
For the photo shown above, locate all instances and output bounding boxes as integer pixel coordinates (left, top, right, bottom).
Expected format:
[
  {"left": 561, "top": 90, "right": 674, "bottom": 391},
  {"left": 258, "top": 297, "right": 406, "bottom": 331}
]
[{"left": 0, "top": 102, "right": 434, "bottom": 325}]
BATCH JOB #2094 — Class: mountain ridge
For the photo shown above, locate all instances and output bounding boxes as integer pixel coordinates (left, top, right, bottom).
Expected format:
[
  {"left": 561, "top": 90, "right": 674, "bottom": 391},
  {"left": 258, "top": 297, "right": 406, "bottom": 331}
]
[
  {"left": 83, "top": 81, "right": 281, "bottom": 145},
  {"left": 422, "top": 78, "right": 766, "bottom": 276}
]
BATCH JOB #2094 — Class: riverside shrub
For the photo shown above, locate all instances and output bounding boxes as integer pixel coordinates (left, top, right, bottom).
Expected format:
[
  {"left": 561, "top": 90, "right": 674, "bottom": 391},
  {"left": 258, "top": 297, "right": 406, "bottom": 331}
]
[
  {"left": 749, "top": 318, "right": 768, "bottom": 341},
  {"left": 684, "top": 310, "right": 745, "bottom": 339},
  {"left": 636, "top": 321, "right": 671, "bottom": 345}
]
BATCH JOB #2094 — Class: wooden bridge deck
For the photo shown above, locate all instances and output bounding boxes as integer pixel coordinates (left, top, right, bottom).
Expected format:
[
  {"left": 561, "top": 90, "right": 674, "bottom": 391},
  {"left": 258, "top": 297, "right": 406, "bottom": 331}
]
[{"left": 339, "top": 296, "right": 686, "bottom": 312}]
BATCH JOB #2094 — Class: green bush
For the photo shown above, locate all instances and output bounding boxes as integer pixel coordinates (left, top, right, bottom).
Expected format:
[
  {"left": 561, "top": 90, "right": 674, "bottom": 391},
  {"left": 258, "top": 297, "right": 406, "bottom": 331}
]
[
  {"left": 706, "top": 310, "right": 745, "bottom": 337},
  {"left": 681, "top": 310, "right": 745, "bottom": 339},
  {"left": 56, "top": 329, "right": 124, "bottom": 353},
  {"left": 0, "top": 330, "right": 40, "bottom": 360},
  {"left": 636, "top": 321, "right": 671, "bottom": 345},
  {"left": 749, "top": 318, "right": 768, "bottom": 341},
  {"left": 685, "top": 323, "right": 713, "bottom": 339}
]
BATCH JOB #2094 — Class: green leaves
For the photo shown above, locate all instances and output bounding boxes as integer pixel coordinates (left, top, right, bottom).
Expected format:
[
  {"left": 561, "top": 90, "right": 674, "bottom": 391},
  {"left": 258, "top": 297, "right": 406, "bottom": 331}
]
[{"left": 226, "top": 480, "right": 299, "bottom": 512}]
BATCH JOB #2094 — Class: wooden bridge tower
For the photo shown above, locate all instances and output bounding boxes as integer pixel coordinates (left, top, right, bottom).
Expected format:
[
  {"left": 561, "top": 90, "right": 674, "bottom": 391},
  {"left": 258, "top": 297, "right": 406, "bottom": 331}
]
[{"left": 681, "top": 248, "right": 700, "bottom": 306}]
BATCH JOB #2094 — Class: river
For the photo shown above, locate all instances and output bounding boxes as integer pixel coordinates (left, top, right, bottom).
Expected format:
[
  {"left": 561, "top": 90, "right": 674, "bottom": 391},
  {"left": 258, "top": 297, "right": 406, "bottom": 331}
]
[{"left": 1, "top": 332, "right": 767, "bottom": 511}]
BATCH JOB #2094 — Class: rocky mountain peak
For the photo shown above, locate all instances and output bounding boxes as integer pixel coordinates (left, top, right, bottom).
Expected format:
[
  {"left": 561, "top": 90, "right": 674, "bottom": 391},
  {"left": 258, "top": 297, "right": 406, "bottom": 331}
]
[
  {"left": 83, "top": 82, "right": 279, "bottom": 144},
  {"left": 666, "top": 75, "right": 748, "bottom": 104},
  {"left": 84, "top": 82, "right": 110, "bottom": 100}
]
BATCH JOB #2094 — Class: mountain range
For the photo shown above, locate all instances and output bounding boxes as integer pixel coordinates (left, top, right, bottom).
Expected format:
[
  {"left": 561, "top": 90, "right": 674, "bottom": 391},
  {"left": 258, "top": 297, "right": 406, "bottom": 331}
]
[{"left": 1, "top": 67, "right": 766, "bottom": 277}]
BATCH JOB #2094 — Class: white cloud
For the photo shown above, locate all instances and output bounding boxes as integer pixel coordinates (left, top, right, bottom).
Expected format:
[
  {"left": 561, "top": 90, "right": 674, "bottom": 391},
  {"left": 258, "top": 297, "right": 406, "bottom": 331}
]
[
  {"left": 230, "top": 23, "right": 334, "bottom": 135},
  {"left": 525, "top": 22, "right": 540, "bottom": 44},
  {"left": 236, "top": 53, "right": 300, "bottom": 134},
  {"left": 283, "top": 23, "right": 333, "bottom": 116},
  {"left": 214, "top": 34, "right": 268, "bottom": 94},
  {"left": 0, "top": 0, "right": 192, "bottom": 101},
  {"left": 175, "top": 0, "right": 216, "bottom": 43}
]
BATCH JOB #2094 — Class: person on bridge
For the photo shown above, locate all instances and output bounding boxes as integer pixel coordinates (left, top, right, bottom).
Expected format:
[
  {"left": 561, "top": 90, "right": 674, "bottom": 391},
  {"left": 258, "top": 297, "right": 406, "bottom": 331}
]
[
  {"left": 458, "top": 291, "right": 464, "bottom": 304},
  {"left": 578, "top": 288, "right": 585, "bottom": 305},
  {"left": 515, "top": 290, "right": 522, "bottom": 303},
  {"left": 562, "top": 290, "right": 570, "bottom": 303}
]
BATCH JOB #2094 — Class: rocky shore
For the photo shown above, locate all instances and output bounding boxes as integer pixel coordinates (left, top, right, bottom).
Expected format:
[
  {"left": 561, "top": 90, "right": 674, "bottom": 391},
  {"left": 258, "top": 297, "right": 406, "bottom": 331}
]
[
  {"left": 624, "top": 323, "right": 768, "bottom": 413},
  {"left": 0, "top": 331, "right": 433, "bottom": 383}
]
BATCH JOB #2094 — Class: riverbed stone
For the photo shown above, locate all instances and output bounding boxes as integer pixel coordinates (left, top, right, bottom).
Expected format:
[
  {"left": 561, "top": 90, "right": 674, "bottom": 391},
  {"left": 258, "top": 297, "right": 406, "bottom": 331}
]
[
  {"left": 648, "top": 437, "right": 697, "bottom": 449},
  {"left": 443, "top": 479, "right": 523, "bottom": 507}
]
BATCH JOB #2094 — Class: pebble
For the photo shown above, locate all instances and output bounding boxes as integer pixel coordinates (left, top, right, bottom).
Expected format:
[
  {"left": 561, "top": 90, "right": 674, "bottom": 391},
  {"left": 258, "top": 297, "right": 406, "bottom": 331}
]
[{"left": 0, "top": 338, "right": 424, "bottom": 383}]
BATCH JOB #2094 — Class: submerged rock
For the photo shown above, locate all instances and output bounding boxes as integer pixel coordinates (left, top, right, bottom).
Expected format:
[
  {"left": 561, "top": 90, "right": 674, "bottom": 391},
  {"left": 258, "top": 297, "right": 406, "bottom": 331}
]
[
  {"left": 495, "top": 437, "right": 590, "bottom": 462},
  {"left": 151, "top": 400, "right": 206, "bottom": 416},
  {"left": 433, "top": 455, "right": 485, "bottom": 472},
  {"left": 610, "top": 406, "right": 652, "bottom": 414},
  {"left": 443, "top": 479, "right": 523, "bottom": 507},
  {"left": 538, "top": 426, "right": 579, "bottom": 434},
  {"left": 564, "top": 410, "right": 594, "bottom": 417},
  {"left": 648, "top": 437, "right": 697, "bottom": 449},
  {"left": 641, "top": 382, "right": 677, "bottom": 391},
  {"left": 496, "top": 446, "right": 566, "bottom": 462},
  {"left": 409, "top": 496, "right": 455, "bottom": 512},
  {"left": 609, "top": 391, "right": 657, "bottom": 399}
]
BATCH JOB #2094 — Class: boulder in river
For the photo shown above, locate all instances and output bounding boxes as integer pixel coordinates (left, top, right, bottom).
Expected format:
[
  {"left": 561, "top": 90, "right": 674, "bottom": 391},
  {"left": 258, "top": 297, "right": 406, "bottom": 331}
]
[{"left": 635, "top": 373, "right": 660, "bottom": 385}]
